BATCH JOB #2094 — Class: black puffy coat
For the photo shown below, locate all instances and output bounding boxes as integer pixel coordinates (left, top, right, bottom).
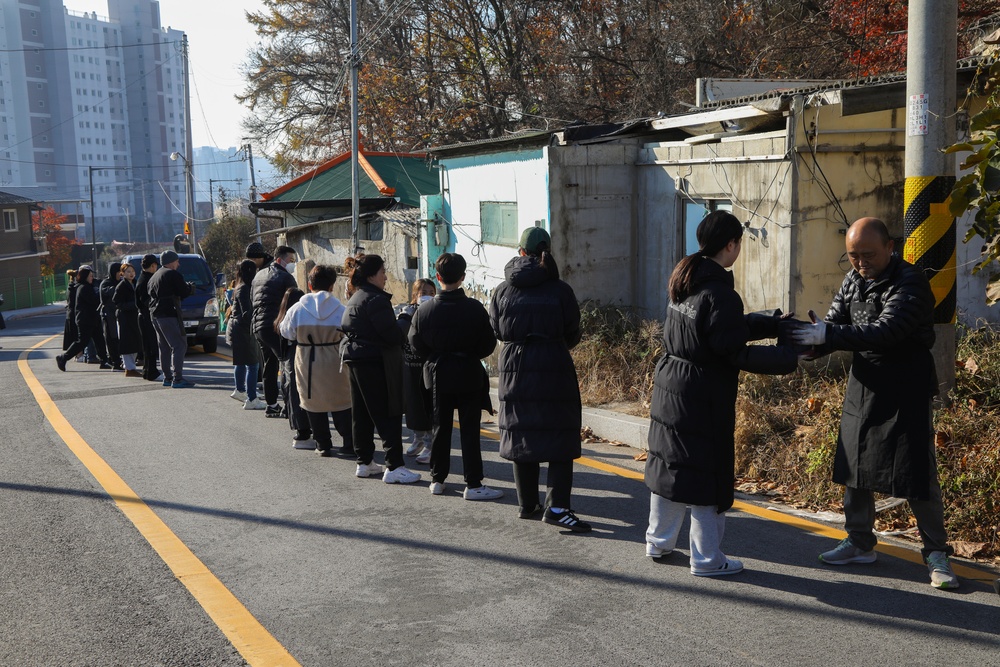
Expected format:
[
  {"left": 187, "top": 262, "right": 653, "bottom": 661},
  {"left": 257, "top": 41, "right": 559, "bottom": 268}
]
[
  {"left": 74, "top": 281, "right": 101, "bottom": 330},
  {"left": 645, "top": 259, "right": 798, "bottom": 512},
  {"left": 341, "top": 282, "right": 404, "bottom": 361},
  {"left": 112, "top": 279, "right": 142, "bottom": 355},
  {"left": 250, "top": 263, "right": 296, "bottom": 335},
  {"left": 228, "top": 283, "right": 260, "bottom": 366},
  {"left": 148, "top": 267, "right": 192, "bottom": 319},
  {"left": 409, "top": 288, "right": 496, "bottom": 399},
  {"left": 99, "top": 277, "right": 119, "bottom": 319},
  {"left": 489, "top": 256, "right": 582, "bottom": 463},
  {"left": 822, "top": 255, "right": 938, "bottom": 499}
]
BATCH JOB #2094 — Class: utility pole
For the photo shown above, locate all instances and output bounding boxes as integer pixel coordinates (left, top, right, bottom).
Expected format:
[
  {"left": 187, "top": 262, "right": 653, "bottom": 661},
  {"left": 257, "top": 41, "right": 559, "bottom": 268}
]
[
  {"left": 903, "top": 0, "right": 957, "bottom": 398},
  {"left": 350, "top": 0, "right": 360, "bottom": 254},
  {"left": 120, "top": 206, "right": 131, "bottom": 242},
  {"left": 243, "top": 142, "right": 260, "bottom": 239},
  {"left": 181, "top": 34, "right": 197, "bottom": 253}
]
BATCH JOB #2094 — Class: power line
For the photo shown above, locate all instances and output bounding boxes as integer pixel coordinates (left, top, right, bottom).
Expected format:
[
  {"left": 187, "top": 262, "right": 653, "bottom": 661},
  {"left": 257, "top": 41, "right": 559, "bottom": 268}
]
[{"left": 0, "top": 39, "right": 180, "bottom": 54}]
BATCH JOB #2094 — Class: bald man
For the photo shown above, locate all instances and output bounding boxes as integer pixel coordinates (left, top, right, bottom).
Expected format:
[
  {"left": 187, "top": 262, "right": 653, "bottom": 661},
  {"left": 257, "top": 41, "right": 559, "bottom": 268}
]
[{"left": 790, "top": 217, "right": 957, "bottom": 589}]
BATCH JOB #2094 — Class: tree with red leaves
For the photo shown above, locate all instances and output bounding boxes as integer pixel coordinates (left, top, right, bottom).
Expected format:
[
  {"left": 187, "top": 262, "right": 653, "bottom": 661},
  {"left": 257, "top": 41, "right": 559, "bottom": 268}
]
[{"left": 32, "top": 207, "right": 78, "bottom": 276}]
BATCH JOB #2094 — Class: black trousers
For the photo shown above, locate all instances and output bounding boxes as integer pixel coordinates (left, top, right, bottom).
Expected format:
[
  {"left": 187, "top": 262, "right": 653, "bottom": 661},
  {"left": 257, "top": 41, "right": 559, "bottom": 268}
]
[
  {"left": 430, "top": 390, "right": 484, "bottom": 486},
  {"left": 306, "top": 409, "right": 354, "bottom": 452},
  {"left": 63, "top": 320, "right": 108, "bottom": 363},
  {"left": 138, "top": 312, "right": 159, "bottom": 379},
  {"left": 102, "top": 314, "right": 120, "bottom": 367},
  {"left": 513, "top": 461, "right": 574, "bottom": 512},
  {"left": 348, "top": 360, "right": 404, "bottom": 470},
  {"left": 281, "top": 354, "right": 309, "bottom": 434},
  {"left": 256, "top": 328, "right": 282, "bottom": 406}
]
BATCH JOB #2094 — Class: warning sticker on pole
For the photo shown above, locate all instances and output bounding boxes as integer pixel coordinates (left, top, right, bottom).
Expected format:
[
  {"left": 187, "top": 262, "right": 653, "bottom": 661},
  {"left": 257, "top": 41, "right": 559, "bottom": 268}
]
[{"left": 908, "top": 94, "right": 929, "bottom": 136}]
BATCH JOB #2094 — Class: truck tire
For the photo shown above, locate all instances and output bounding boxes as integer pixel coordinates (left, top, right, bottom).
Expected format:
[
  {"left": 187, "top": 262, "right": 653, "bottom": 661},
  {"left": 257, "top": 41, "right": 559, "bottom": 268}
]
[{"left": 201, "top": 336, "right": 218, "bottom": 354}]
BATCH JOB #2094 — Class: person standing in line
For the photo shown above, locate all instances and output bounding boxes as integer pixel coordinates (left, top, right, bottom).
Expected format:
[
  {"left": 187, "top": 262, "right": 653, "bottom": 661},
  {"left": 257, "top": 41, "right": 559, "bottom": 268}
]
[
  {"left": 246, "top": 241, "right": 273, "bottom": 271},
  {"left": 410, "top": 253, "right": 502, "bottom": 500},
  {"left": 113, "top": 262, "right": 143, "bottom": 378},
  {"left": 341, "top": 253, "right": 420, "bottom": 484},
  {"left": 645, "top": 211, "right": 798, "bottom": 576},
  {"left": 789, "top": 216, "right": 959, "bottom": 589},
  {"left": 134, "top": 255, "right": 161, "bottom": 381},
  {"left": 229, "top": 259, "right": 265, "bottom": 410},
  {"left": 56, "top": 267, "right": 111, "bottom": 371},
  {"left": 62, "top": 269, "right": 79, "bottom": 356},
  {"left": 489, "top": 228, "right": 589, "bottom": 532},
  {"left": 148, "top": 250, "right": 194, "bottom": 388},
  {"left": 397, "top": 278, "right": 437, "bottom": 463},
  {"left": 275, "top": 286, "right": 314, "bottom": 448},
  {"left": 99, "top": 262, "right": 123, "bottom": 371},
  {"left": 279, "top": 264, "right": 355, "bottom": 458},
  {"left": 251, "top": 245, "right": 298, "bottom": 417}
]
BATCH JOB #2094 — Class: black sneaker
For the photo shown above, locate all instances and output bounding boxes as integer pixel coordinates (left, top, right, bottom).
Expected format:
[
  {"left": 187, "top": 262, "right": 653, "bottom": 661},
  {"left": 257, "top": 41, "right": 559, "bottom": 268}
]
[
  {"left": 99, "top": 362, "right": 113, "bottom": 370},
  {"left": 543, "top": 509, "right": 592, "bottom": 533},
  {"left": 317, "top": 448, "right": 335, "bottom": 457},
  {"left": 337, "top": 446, "right": 356, "bottom": 459},
  {"left": 264, "top": 404, "right": 283, "bottom": 418},
  {"left": 518, "top": 504, "right": 542, "bottom": 520},
  {"left": 56, "top": 355, "right": 67, "bottom": 372}
]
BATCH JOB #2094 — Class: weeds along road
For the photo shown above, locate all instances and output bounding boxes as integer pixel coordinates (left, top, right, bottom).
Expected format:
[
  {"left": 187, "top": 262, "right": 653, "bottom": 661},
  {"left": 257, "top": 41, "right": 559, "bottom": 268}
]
[{"left": 2, "top": 314, "right": 999, "bottom": 667}]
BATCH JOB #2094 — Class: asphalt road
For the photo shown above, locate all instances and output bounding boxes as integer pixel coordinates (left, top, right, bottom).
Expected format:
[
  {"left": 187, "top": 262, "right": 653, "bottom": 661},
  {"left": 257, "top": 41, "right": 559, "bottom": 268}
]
[{"left": 2, "top": 314, "right": 999, "bottom": 667}]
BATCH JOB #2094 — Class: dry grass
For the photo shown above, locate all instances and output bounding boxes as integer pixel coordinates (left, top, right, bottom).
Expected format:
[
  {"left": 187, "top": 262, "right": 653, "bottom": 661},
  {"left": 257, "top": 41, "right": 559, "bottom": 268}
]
[{"left": 574, "top": 305, "right": 1000, "bottom": 562}]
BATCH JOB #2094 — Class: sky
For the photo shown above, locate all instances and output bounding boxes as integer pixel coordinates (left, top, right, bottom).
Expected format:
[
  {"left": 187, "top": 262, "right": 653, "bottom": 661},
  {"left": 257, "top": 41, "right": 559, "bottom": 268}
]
[{"left": 62, "top": 0, "right": 266, "bottom": 150}]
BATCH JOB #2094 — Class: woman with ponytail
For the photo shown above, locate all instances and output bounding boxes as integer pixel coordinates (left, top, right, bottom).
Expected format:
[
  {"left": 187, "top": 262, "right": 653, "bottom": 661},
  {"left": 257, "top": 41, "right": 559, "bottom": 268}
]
[
  {"left": 490, "top": 227, "right": 590, "bottom": 532},
  {"left": 340, "top": 254, "right": 421, "bottom": 484},
  {"left": 644, "top": 211, "right": 797, "bottom": 576}
]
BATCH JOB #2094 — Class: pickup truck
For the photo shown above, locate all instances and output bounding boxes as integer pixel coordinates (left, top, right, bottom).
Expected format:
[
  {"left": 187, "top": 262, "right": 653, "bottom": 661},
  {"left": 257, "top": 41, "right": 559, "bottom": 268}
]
[{"left": 120, "top": 253, "right": 225, "bottom": 353}]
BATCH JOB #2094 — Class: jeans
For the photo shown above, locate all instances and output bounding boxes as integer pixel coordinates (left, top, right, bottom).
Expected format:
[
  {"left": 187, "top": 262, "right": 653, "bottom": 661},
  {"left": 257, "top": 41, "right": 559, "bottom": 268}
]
[
  {"left": 647, "top": 493, "right": 729, "bottom": 571},
  {"left": 235, "top": 364, "right": 259, "bottom": 400},
  {"left": 153, "top": 316, "right": 187, "bottom": 382}
]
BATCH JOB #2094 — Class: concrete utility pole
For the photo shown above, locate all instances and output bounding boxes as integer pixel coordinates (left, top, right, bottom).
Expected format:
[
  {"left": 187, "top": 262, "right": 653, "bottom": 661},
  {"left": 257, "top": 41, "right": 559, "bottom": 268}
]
[
  {"left": 88, "top": 166, "right": 97, "bottom": 270},
  {"left": 243, "top": 142, "right": 260, "bottom": 239},
  {"left": 903, "top": 0, "right": 958, "bottom": 398},
  {"left": 350, "top": 0, "right": 361, "bottom": 254}
]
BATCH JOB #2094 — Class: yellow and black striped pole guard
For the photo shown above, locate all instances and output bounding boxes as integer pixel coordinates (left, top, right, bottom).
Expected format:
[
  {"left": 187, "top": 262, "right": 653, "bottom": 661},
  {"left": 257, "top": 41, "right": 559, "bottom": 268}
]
[{"left": 903, "top": 175, "right": 956, "bottom": 324}]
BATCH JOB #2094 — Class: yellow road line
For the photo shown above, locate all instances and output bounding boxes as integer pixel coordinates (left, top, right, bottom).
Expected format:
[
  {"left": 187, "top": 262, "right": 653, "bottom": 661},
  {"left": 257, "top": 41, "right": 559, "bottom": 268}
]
[
  {"left": 19, "top": 337, "right": 300, "bottom": 666},
  {"left": 481, "top": 425, "right": 996, "bottom": 584}
]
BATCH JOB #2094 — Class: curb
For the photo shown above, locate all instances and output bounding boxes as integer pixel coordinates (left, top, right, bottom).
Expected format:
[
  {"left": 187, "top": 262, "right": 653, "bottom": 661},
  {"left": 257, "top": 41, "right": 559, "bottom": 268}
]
[{"left": 3, "top": 304, "right": 66, "bottom": 322}]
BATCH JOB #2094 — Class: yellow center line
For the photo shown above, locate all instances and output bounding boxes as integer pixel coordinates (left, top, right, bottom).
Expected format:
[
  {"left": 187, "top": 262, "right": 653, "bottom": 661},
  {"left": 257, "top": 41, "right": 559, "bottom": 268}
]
[
  {"left": 479, "top": 425, "right": 996, "bottom": 584},
  {"left": 19, "top": 337, "right": 300, "bottom": 666}
]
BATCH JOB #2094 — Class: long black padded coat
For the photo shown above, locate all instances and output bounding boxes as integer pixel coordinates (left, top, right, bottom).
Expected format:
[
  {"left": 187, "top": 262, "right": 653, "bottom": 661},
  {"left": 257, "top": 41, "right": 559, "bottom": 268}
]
[
  {"left": 645, "top": 259, "right": 798, "bottom": 512},
  {"left": 489, "top": 256, "right": 582, "bottom": 463},
  {"left": 822, "top": 255, "right": 938, "bottom": 500},
  {"left": 112, "top": 279, "right": 142, "bottom": 355}
]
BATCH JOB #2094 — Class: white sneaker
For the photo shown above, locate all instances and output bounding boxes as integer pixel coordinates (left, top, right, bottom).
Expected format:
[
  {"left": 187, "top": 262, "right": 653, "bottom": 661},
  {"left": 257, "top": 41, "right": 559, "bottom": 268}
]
[
  {"left": 230, "top": 390, "right": 248, "bottom": 402},
  {"left": 646, "top": 544, "right": 672, "bottom": 559},
  {"left": 243, "top": 397, "right": 267, "bottom": 410},
  {"left": 430, "top": 481, "right": 445, "bottom": 495},
  {"left": 463, "top": 485, "right": 503, "bottom": 501},
  {"left": 383, "top": 466, "right": 421, "bottom": 484},
  {"left": 692, "top": 558, "right": 744, "bottom": 577},
  {"left": 356, "top": 462, "right": 384, "bottom": 478},
  {"left": 292, "top": 438, "right": 317, "bottom": 450},
  {"left": 416, "top": 446, "right": 432, "bottom": 465}
]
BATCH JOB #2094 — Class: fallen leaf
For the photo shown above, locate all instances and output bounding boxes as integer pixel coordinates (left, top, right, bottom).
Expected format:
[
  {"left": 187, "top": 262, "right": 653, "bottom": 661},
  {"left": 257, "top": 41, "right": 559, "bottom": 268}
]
[
  {"left": 934, "top": 431, "right": 950, "bottom": 447},
  {"left": 950, "top": 540, "right": 987, "bottom": 558},
  {"left": 806, "top": 397, "right": 823, "bottom": 413},
  {"left": 969, "top": 398, "right": 979, "bottom": 411},
  {"left": 633, "top": 451, "right": 648, "bottom": 461},
  {"left": 964, "top": 357, "right": 980, "bottom": 375}
]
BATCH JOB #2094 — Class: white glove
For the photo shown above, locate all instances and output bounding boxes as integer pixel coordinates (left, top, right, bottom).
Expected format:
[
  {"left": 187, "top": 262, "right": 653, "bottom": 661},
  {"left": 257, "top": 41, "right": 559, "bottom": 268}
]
[{"left": 790, "top": 310, "right": 827, "bottom": 346}]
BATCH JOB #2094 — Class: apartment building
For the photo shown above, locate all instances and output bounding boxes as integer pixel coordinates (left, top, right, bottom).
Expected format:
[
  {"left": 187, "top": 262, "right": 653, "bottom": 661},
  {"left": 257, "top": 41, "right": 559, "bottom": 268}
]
[{"left": 0, "top": 0, "right": 189, "bottom": 244}]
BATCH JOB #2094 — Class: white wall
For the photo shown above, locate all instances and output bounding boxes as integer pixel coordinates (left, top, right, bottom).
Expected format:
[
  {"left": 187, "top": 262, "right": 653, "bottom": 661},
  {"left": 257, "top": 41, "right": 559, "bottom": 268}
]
[{"left": 438, "top": 147, "right": 549, "bottom": 299}]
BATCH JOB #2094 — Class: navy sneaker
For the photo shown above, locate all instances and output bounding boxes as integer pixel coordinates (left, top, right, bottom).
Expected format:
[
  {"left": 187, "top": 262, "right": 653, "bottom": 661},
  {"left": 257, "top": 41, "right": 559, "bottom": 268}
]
[
  {"left": 162, "top": 378, "right": 173, "bottom": 387},
  {"left": 543, "top": 508, "right": 592, "bottom": 533},
  {"left": 171, "top": 379, "right": 195, "bottom": 389}
]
